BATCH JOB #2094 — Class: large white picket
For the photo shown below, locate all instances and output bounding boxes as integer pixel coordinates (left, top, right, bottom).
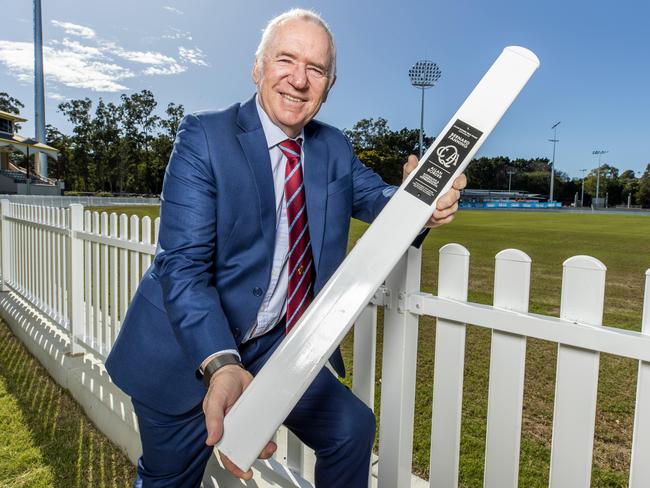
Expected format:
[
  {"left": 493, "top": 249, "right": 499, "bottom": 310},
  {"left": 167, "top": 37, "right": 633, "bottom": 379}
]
[{"left": 1, "top": 198, "right": 649, "bottom": 488}]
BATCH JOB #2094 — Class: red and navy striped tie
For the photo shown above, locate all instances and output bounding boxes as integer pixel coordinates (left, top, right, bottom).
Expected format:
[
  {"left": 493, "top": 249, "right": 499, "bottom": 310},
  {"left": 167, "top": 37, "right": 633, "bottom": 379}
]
[{"left": 279, "top": 139, "right": 314, "bottom": 333}]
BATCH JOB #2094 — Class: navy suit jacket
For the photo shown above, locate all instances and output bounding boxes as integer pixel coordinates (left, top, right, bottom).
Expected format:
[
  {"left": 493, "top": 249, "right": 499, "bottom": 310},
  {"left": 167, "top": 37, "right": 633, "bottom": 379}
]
[{"left": 105, "top": 96, "right": 396, "bottom": 414}]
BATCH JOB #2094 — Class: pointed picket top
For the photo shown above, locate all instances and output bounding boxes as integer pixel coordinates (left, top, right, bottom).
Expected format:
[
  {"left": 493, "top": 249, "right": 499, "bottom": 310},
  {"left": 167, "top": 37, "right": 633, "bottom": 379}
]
[{"left": 495, "top": 248, "right": 532, "bottom": 264}]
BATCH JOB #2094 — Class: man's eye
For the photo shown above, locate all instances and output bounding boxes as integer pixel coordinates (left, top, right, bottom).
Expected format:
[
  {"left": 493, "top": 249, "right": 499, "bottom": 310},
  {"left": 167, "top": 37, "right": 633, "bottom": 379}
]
[
  {"left": 308, "top": 66, "right": 326, "bottom": 78},
  {"left": 276, "top": 58, "right": 292, "bottom": 64}
]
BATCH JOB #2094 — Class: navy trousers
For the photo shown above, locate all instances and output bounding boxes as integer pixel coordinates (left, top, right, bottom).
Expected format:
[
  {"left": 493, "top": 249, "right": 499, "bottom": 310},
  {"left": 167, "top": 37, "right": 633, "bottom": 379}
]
[{"left": 132, "top": 324, "right": 375, "bottom": 487}]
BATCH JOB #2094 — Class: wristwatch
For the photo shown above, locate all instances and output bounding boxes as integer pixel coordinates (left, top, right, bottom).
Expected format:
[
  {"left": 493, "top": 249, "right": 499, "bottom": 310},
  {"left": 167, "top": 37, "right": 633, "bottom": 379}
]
[{"left": 202, "top": 353, "right": 244, "bottom": 387}]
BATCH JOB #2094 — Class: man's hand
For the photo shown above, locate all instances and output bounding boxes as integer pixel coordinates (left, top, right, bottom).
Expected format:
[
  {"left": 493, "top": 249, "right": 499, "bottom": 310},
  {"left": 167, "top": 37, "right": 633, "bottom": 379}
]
[
  {"left": 403, "top": 154, "right": 467, "bottom": 227},
  {"left": 203, "top": 364, "right": 277, "bottom": 480}
]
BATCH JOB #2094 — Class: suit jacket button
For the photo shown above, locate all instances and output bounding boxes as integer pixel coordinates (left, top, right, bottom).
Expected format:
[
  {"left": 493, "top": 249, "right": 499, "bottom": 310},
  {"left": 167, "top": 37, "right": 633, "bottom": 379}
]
[{"left": 253, "top": 287, "right": 263, "bottom": 297}]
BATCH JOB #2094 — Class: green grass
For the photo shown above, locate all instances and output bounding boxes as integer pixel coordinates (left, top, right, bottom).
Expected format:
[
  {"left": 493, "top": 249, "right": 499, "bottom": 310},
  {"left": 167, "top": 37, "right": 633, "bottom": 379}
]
[
  {"left": 340, "top": 210, "right": 650, "bottom": 487},
  {"left": 0, "top": 321, "right": 135, "bottom": 487},
  {"left": 86, "top": 206, "right": 650, "bottom": 486}
]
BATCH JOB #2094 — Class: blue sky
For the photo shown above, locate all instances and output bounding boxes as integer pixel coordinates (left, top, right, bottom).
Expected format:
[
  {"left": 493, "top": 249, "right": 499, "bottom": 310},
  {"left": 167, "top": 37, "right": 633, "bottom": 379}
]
[{"left": 2, "top": 0, "right": 648, "bottom": 178}]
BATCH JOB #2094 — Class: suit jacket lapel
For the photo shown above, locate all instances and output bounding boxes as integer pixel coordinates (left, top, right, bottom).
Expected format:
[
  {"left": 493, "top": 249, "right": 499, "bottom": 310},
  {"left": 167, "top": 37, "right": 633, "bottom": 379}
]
[
  {"left": 236, "top": 96, "right": 276, "bottom": 259},
  {"left": 303, "top": 123, "right": 327, "bottom": 274}
]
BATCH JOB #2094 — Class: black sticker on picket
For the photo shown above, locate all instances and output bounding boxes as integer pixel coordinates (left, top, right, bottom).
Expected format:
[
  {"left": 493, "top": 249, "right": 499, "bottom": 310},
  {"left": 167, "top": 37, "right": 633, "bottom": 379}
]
[{"left": 404, "top": 119, "right": 483, "bottom": 205}]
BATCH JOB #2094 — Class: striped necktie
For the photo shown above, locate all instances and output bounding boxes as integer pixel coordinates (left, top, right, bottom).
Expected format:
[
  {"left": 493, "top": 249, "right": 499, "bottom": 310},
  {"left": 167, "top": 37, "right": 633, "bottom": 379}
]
[{"left": 279, "top": 139, "right": 314, "bottom": 333}]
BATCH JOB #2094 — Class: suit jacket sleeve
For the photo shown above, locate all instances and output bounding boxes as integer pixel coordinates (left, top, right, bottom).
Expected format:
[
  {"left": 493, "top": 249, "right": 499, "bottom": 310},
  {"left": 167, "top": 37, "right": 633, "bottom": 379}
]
[
  {"left": 346, "top": 136, "right": 430, "bottom": 248},
  {"left": 154, "top": 114, "right": 237, "bottom": 367}
]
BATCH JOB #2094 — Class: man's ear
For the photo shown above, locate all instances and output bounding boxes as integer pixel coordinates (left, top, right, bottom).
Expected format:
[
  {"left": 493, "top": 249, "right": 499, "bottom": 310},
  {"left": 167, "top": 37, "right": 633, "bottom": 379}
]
[
  {"left": 322, "top": 75, "right": 336, "bottom": 103},
  {"left": 252, "top": 60, "right": 261, "bottom": 85}
]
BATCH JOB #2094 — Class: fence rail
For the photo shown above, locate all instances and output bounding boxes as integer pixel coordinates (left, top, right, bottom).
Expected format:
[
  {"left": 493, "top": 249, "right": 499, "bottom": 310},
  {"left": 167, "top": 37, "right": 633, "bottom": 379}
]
[
  {"left": 1, "top": 194, "right": 160, "bottom": 207},
  {"left": 1, "top": 199, "right": 650, "bottom": 487}
]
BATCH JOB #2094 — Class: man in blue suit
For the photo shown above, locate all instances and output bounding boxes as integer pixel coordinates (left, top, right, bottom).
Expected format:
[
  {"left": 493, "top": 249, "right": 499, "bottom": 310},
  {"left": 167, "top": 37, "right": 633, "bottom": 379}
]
[{"left": 106, "top": 8, "right": 465, "bottom": 487}]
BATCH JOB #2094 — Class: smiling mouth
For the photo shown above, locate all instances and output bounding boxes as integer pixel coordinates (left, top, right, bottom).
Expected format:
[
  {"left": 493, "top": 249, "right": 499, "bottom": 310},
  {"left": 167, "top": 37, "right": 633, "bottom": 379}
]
[{"left": 281, "top": 93, "right": 305, "bottom": 103}]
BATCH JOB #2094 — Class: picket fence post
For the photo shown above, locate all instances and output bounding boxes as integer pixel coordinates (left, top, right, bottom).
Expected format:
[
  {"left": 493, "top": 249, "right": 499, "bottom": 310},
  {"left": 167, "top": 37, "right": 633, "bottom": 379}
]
[
  {"left": 629, "top": 269, "right": 650, "bottom": 487},
  {"left": 377, "top": 246, "right": 422, "bottom": 487},
  {"left": 429, "top": 243, "right": 470, "bottom": 488},
  {"left": 0, "top": 199, "right": 11, "bottom": 292},
  {"left": 67, "top": 204, "right": 84, "bottom": 354},
  {"left": 549, "top": 255, "right": 606, "bottom": 488},
  {"left": 483, "top": 249, "right": 531, "bottom": 488}
]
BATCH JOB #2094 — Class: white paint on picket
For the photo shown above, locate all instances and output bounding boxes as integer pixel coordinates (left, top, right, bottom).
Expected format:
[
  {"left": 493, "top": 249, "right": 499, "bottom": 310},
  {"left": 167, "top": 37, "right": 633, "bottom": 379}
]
[
  {"left": 101, "top": 212, "right": 110, "bottom": 353},
  {"left": 353, "top": 303, "right": 377, "bottom": 410},
  {"left": 549, "top": 256, "right": 606, "bottom": 488},
  {"left": 84, "top": 211, "right": 92, "bottom": 345},
  {"left": 429, "top": 243, "right": 470, "bottom": 488},
  {"left": 109, "top": 213, "right": 119, "bottom": 346},
  {"left": 130, "top": 215, "right": 140, "bottom": 300},
  {"left": 483, "top": 249, "right": 531, "bottom": 488},
  {"left": 68, "top": 204, "right": 84, "bottom": 354},
  {"left": 0, "top": 200, "right": 10, "bottom": 292},
  {"left": 119, "top": 214, "right": 129, "bottom": 327},
  {"left": 92, "top": 212, "right": 101, "bottom": 350},
  {"left": 378, "top": 247, "right": 422, "bottom": 488},
  {"left": 629, "top": 269, "right": 650, "bottom": 487},
  {"left": 142, "top": 216, "right": 152, "bottom": 272}
]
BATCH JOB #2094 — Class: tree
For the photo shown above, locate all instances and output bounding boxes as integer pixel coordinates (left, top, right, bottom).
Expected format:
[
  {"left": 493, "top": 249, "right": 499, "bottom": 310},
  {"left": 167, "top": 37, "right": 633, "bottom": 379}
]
[
  {"left": 0, "top": 92, "right": 25, "bottom": 131},
  {"left": 0, "top": 92, "right": 24, "bottom": 115},
  {"left": 637, "top": 164, "right": 650, "bottom": 208},
  {"left": 344, "top": 118, "right": 433, "bottom": 185}
]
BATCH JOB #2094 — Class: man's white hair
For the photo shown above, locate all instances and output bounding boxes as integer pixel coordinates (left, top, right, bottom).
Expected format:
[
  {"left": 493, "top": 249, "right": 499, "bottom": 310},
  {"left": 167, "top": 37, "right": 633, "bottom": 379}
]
[{"left": 255, "top": 8, "right": 337, "bottom": 90}]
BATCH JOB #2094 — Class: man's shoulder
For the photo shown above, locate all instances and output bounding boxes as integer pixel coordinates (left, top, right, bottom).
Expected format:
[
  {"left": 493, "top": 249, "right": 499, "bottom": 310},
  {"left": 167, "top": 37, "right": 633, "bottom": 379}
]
[
  {"left": 189, "top": 102, "right": 241, "bottom": 128},
  {"left": 306, "top": 119, "right": 350, "bottom": 147}
]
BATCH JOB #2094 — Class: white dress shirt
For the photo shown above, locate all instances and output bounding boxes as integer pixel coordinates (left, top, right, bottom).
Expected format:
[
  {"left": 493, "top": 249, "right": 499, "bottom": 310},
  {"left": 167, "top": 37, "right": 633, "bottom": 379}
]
[{"left": 200, "top": 98, "right": 305, "bottom": 369}]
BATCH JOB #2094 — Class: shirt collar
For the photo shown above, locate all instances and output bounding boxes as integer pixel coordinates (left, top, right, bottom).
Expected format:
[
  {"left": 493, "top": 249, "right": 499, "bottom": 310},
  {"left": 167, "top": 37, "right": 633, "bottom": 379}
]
[{"left": 255, "top": 95, "right": 304, "bottom": 149}]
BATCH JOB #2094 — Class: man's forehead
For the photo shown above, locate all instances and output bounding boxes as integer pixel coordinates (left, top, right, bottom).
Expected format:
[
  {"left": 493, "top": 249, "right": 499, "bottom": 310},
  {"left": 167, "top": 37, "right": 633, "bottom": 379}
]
[{"left": 267, "top": 19, "right": 330, "bottom": 55}]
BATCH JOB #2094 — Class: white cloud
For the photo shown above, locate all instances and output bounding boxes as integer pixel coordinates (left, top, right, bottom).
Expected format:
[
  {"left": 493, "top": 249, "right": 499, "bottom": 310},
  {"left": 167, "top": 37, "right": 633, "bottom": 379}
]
[
  {"left": 163, "top": 6, "right": 184, "bottom": 15},
  {"left": 51, "top": 20, "right": 96, "bottom": 39},
  {"left": 0, "top": 40, "right": 132, "bottom": 92},
  {"left": 179, "top": 47, "right": 209, "bottom": 67},
  {"left": 47, "top": 92, "right": 66, "bottom": 101},
  {"left": 0, "top": 20, "right": 209, "bottom": 93},
  {"left": 162, "top": 28, "right": 193, "bottom": 41},
  {"left": 143, "top": 64, "right": 186, "bottom": 76}
]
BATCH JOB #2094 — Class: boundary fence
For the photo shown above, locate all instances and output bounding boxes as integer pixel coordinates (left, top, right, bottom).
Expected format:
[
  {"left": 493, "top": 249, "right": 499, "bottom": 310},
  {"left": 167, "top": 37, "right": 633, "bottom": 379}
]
[{"left": 1, "top": 199, "right": 649, "bottom": 487}]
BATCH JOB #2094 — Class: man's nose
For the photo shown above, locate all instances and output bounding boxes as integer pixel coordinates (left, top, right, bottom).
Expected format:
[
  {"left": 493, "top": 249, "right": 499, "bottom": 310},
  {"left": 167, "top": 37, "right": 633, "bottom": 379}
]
[{"left": 288, "top": 64, "right": 308, "bottom": 89}]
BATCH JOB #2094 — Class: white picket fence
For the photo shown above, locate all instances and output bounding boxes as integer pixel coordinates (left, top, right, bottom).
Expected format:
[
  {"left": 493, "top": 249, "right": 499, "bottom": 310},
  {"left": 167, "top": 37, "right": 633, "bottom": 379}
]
[{"left": 1, "top": 199, "right": 650, "bottom": 487}]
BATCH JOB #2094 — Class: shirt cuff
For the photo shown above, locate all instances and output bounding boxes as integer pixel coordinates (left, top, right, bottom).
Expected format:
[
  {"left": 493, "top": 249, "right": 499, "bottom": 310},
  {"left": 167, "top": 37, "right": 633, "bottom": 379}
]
[{"left": 199, "top": 349, "right": 241, "bottom": 374}]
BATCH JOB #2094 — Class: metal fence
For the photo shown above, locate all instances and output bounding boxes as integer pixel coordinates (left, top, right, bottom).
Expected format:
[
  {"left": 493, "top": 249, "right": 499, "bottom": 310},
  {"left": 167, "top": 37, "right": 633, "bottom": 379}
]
[{"left": 1, "top": 199, "right": 650, "bottom": 487}]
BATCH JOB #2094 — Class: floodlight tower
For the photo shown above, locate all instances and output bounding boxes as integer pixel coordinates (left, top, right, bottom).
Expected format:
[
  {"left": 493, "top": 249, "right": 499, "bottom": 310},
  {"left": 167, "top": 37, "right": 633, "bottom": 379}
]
[
  {"left": 592, "top": 149, "right": 608, "bottom": 201},
  {"left": 579, "top": 168, "right": 587, "bottom": 207},
  {"left": 409, "top": 60, "right": 441, "bottom": 158},
  {"left": 548, "top": 121, "right": 560, "bottom": 202},
  {"left": 33, "top": 0, "right": 47, "bottom": 177}
]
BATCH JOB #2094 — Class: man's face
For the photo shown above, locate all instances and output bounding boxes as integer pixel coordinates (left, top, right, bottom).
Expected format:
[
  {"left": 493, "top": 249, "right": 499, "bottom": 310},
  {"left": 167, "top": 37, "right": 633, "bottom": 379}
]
[{"left": 253, "top": 19, "right": 334, "bottom": 138}]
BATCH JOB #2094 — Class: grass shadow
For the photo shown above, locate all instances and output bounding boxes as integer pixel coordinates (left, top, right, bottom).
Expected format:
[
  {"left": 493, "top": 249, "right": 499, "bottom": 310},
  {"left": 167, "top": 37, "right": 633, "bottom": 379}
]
[{"left": 0, "top": 320, "right": 135, "bottom": 488}]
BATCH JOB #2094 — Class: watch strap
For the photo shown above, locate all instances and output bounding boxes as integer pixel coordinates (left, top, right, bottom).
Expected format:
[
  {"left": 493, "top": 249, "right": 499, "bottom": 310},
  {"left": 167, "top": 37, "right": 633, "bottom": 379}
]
[{"left": 203, "top": 353, "right": 244, "bottom": 387}]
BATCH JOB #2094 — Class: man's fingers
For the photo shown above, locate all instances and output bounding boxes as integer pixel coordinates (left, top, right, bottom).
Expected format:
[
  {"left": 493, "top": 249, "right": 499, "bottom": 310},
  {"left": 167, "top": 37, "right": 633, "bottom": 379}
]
[
  {"left": 453, "top": 173, "right": 467, "bottom": 190},
  {"left": 219, "top": 451, "right": 253, "bottom": 480},
  {"left": 436, "top": 188, "right": 460, "bottom": 210},
  {"left": 259, "top": 440, "right": 277, "bottom": 460},
  {"left": 204, "top": 394, "right": 226, "bottom": 446},
  {"left": 402, "top": 154, "right": 419, "bottom": 181}
]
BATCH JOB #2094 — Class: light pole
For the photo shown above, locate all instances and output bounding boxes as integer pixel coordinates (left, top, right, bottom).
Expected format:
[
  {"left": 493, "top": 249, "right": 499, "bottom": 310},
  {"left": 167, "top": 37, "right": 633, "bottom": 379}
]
[
  {"left": 579, "top": 168, "right": 587, "bottom": 207},
  {"left": 409, "top": 60, "right": 441, "bottom": 158},
  {"left": 592, "top": 149, "right": 608, "bottom": 204},
  {"left": 548, "top": 121, "right": 560, "bottom": 202},
  {"left": 507, "top": 169, "right": 515, "bottom": 192}
]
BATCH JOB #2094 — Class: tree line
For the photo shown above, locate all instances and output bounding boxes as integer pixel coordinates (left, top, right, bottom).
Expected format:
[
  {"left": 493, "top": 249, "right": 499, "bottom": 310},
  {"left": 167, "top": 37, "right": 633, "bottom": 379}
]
[{"left": 2, "top": 92, "right": 649, "bottom": 206}]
